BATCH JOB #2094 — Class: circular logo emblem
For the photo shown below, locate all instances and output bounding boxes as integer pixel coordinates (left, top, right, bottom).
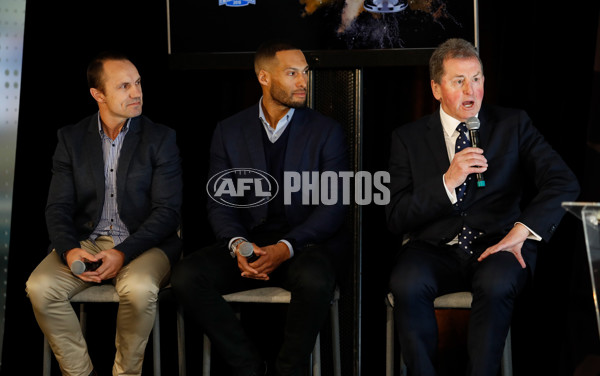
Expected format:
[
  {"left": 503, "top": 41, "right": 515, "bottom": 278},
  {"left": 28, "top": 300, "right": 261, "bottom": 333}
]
[{"left": 206, "top": 168, "right": 279, "bottom": 208}]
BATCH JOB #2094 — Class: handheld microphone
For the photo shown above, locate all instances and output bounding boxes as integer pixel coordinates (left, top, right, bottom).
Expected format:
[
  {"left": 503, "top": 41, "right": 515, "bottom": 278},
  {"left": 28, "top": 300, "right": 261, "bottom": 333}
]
[
  {"left": 238, "top": 242, "right": 260, "bottom": 263},
  {"left": 71, "top": 259, "right": 102, "bottom": 275},
  {"left": 465, "top": 116, "right": 486, "bottom": 188}
]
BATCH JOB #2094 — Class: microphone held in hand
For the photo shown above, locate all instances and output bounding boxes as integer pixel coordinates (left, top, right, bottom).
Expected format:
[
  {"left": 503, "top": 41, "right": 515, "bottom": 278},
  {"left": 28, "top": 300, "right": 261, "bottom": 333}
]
[
  {"left": 71, "top": 259, "right": 103, "bottom": 275},
  {"left": 465, "top": 116, "right": 486, "bottom": 188},
  {"left": 238, "top": 242, "right": 260, "bottom": 263}
]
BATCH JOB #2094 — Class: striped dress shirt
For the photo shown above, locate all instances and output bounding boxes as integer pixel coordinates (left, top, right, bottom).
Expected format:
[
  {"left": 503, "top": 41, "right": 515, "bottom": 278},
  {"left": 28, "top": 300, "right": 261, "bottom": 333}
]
[{"left": 90, "top": 115, "right": 131, "bottom": 246}]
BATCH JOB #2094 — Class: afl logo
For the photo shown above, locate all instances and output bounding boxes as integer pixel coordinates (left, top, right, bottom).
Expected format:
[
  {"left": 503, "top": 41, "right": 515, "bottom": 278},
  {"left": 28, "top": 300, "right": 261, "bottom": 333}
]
[{"left": 207, "top": 168, "right": 279, "bottom": 208}]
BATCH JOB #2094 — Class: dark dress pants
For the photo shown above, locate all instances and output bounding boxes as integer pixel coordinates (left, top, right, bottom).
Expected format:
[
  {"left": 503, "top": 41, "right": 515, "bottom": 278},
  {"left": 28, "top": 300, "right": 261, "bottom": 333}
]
[
  {"left": 389, "top": 240, "right": 530, "bottom": 376},
  {"left": 171, "top": 239, "right": 337, "bottom": 376}
]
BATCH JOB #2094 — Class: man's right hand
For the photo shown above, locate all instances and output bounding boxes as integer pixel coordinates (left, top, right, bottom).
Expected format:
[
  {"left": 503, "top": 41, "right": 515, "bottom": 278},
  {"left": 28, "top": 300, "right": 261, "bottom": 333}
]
[
  {"left": 236, "top": 243, "right": 269, "bottom": 280},
  {"left": 64, "top": 248, "right": 102, "bottom": 283},
  {"left": 445, "top": 147, "right": 488, "bottom": 190},
  {"left": 240, "top": 242, "right": 290, "bottom": 281}
]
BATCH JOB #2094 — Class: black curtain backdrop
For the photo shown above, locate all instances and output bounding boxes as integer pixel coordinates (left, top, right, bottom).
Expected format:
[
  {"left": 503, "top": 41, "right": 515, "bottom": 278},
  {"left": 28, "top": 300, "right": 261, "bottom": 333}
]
[{"left": 4, "top": 1, "right": 599, "bottom": 375}]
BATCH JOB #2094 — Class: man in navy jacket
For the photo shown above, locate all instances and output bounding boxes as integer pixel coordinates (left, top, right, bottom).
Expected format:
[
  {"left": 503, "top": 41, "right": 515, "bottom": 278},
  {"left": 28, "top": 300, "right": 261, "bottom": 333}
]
[
  {"left": 386, "top": 38, "right": 580, "bottom": 376},
  {"left": 172, "top": 41, "right": 348, "bottom": 376}
]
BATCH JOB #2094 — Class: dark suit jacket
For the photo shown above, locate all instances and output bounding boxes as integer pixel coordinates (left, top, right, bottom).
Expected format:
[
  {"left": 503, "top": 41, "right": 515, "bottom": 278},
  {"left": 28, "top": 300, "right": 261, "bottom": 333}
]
[
  {"left": 45, "top": 114, "right": 183, "bottom": 266},
  {"left": 385, "top": 104, "right": 580, "bottom": 269},
  {"left": 206, "top": 103, "right": 348, "bottom": 254}
]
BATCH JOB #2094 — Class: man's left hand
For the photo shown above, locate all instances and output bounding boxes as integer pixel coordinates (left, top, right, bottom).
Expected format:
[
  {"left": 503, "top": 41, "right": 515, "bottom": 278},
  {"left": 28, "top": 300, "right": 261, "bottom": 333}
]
[
  {"left": 478, "top": 224, "right": 529, "bottom": 269},
  {"left": 94, "top": 248, "right": 125, "bottom": 280},
  {"left": 241, "top": 242, "right": 290, "bottom": 281}
]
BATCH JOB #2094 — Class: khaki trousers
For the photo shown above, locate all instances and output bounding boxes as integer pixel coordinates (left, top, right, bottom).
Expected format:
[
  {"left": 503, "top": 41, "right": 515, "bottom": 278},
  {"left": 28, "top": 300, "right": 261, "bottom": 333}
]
[{"left": 26, "top": 236, "right": 171, "bottom": 376}]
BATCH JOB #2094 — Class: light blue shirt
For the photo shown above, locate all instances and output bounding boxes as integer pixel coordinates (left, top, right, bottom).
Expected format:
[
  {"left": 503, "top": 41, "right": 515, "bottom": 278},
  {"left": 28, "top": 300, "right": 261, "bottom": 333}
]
[
  {"left": 91, "top": 114, "right": 131, "bottom": 246},
  {"left": 258, "top": 97, "right": 295, "bottom": 143}
]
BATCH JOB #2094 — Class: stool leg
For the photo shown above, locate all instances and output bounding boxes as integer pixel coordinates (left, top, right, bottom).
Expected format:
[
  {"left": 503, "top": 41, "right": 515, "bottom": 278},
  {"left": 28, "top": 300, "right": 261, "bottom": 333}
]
[
  {"left": 43, "top": 337, "right": 52, "bottom": 376},
  {"left": 177, "top": 305, "right": 186, "bottom": 376},
  {"left": 153, "top": 308, "right": 161, "bottom": 376},
  {"left": 331, "top": 300, "right": 341, "bottom": 376},
  {"left": 79, "top": 303, "right": 87, "bottom": 337},
  {"left": 386, "top": 303, "right": 394, "bottom": 376},
  {"left": 501, "top": 328, "right": 513, "bottom": 376},
  {"left": 312, "top": 332, "right": 321, "bottom": 376},
  {"left": 202, "top": 335, "right": 211, "bottom": 376}
]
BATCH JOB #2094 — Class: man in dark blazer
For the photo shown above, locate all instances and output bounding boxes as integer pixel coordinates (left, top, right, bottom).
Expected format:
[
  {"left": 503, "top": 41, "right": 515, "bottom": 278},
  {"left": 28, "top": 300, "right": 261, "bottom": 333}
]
[
  {"left": 172, "top": 41, "right": 348, "bottom": 376},
  {"left": 26, "top": 52, "right": 182, "bottom": 376},
  {"left": 386, "top": 38, "right": 580, "bottom": 376}
]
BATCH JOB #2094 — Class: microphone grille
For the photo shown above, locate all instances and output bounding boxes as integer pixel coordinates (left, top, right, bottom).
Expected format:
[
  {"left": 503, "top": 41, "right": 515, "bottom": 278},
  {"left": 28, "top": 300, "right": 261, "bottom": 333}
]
[
  {"left": 71, "top": 260, "right": 86, "bottom": 275},
  {"left": 238, "top": 242, "right": 254, "bottom": 257},
  {"left": 465, "top": 117, "right": 480, "bottom": 130}
]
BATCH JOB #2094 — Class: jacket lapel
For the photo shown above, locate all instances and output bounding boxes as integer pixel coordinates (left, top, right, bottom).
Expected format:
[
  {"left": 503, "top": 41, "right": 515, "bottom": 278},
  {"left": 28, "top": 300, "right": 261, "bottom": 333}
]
[
  {"left": 241, "top": 105, "right": 268, "bottom": 221},
  {"left": 242, "top": 104, "right": 268, "bottom": 172},
  {"left": 425, "top": 111, "right": 451, "bottom": 174},
  {"left": 117, "top": 117, "right": 141, "bottom": 203},
  {"left": 85, "top": 115, "right": 105, "bottom": 208},
  {"left": 477, "top": 107, "right": 493, "bottom": 153},
  {"left": 283, "top": 108, "right": 309, "bottom": 172}
]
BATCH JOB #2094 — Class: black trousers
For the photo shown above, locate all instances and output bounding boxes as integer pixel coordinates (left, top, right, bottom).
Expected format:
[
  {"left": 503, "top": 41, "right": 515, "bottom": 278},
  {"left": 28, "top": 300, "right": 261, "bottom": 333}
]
[
  {"left": 389, "top": 240, "right": 531, "bottom": 376},
  {"left": 171, "top": 237, "right": 336, "bottom": 376}
]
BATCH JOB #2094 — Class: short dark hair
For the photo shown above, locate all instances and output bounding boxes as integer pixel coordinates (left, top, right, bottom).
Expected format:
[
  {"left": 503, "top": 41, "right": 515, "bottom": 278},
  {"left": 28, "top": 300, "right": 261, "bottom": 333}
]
[
  {"left": 253, "top": 40, "right": 299, "bottom": 76},
  {"left": 87, "top": 51, "right": 130, "bottom": 91},
  {"left": 429, "top": 38, "right": 482, "bottom": 84}
]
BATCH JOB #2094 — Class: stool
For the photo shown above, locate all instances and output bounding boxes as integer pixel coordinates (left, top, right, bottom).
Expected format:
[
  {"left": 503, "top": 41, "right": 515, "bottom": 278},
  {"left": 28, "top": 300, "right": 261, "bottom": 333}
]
[
  {"left": 385, "top": 291, "right": 513, "bottom": 376},
  {"left": 42, "top": 284, "right": 186, "bottom": 376},
  {"left": 202, "top": 286, "right": 341, "bottom": 376}
]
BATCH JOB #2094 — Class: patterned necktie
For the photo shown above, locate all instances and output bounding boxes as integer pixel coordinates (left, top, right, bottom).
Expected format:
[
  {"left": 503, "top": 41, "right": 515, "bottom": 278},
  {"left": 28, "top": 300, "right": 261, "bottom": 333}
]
[
  {"left": 454, "top": 122, "right": 481, "bottom": 254},
  {"left": 454, "top": 122, "right": 471, "bottom": 203}
]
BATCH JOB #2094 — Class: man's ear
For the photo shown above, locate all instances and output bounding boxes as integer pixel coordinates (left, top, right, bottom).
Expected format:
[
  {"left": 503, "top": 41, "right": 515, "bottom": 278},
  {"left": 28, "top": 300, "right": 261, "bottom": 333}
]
[
  {"left": 430, "top": 80, "right": 441, "bottom": 101},
  {"left": 258, "top": 69, "right": 269, "bottom": 87},
  {"left": 90, "top": 88, "right": 105, "bottom": 103}
]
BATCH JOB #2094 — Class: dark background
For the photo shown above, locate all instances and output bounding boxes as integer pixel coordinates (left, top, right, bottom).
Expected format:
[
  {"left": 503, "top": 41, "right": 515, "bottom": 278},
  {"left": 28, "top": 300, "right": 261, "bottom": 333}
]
[
  {"left": 167, "top": 0, "right": 475, "bottom": 53},
  {"left": 4, "top": 1, "right": 600, "bottom": 375}
]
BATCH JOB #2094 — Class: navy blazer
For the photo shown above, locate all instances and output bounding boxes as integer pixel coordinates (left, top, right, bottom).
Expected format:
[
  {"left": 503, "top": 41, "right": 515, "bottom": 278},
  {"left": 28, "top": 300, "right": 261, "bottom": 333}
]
[
  {"left": 45, "top": 114, "right": 183, "bottom": 266},
  {"left": 207, "top": 103, "right": 349, "bottom": 253},
  {"left": 385, "top": 104, "right": 580, "bottom": 268}
]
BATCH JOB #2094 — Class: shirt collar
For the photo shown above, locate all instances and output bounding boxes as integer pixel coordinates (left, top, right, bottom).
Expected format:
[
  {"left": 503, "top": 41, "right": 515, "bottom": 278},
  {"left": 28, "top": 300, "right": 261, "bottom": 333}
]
[
  {"left": 97, "top": 112, "right": 131, "bottom": 136},
  {"left": 258, "top": 97, "right": 295, "bottom": 134},
  {"left": 439, "top": 107, "right": 478, "bottom": 137}
]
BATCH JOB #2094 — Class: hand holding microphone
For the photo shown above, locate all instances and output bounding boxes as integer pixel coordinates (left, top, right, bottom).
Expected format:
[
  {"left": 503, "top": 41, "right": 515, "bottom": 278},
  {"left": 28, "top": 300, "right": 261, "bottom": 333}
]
[
  {"left": 465, "top": 116, "right": 486, "bottom": 188},
  {"left": 237, "top": 242, "right": 289, "bottom": 281},
  {"left": 237, "top": 241, "right": 269, "bottom": 280},
  {"left": 238, "top": 241, "right": 260, "bottom": 263},
  {"left": 70, "top": 259, "right": 103, "bottom": 275}
]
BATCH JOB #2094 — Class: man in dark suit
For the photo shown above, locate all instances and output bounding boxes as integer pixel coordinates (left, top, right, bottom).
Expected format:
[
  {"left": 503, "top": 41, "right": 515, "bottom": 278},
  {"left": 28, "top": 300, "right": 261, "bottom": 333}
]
[
  {"left": 171, "top": 41, "right": 348, "bottom": 376},
  {"left": 26, "top": 52, "right": 182, "bottom": 376},
  {"left": 386, "top": 38, "right": 580, "bottom": 376}
]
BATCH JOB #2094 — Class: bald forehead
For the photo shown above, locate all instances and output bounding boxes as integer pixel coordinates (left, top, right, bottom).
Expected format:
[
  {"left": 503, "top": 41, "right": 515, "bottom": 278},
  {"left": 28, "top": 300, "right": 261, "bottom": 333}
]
[
  {"left": 100, "top": 59, "right": 140, "bottom": 88},
  {"left": 103, "top": 59, "right": 137, "bottom": 74}
]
